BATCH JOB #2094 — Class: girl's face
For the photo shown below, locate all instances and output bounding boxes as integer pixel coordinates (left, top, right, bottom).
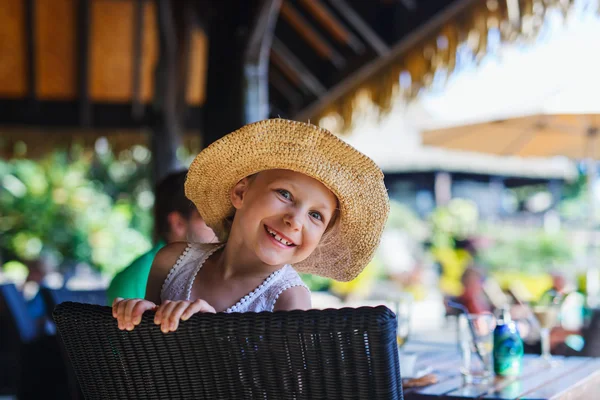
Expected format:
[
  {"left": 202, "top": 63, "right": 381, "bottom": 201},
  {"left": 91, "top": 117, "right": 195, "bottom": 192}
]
[{"left": 230, "top": 169, "right": 338, "bottom": 267}]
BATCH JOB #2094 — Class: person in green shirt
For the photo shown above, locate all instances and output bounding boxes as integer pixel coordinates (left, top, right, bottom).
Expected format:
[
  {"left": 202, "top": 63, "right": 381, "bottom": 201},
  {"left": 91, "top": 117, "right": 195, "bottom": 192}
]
[{"left": 107, "top": 170, "right": 217, "bottom": 304}]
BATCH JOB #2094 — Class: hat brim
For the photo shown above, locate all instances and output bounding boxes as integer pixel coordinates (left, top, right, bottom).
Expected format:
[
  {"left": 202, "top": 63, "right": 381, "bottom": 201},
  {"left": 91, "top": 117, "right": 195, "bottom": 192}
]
[{"left": 185, "top": 119, "right": 389, "bottom": 281}]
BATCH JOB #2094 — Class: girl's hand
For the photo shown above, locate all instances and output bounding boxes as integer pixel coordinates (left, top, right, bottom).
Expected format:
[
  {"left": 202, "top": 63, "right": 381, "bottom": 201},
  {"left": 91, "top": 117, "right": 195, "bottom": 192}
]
[
  {"left": 154, "top": 299, "right": 216, "bottom": 333},
  {"left": 112, "top": 298, "right": 157, "bottom": 331}
]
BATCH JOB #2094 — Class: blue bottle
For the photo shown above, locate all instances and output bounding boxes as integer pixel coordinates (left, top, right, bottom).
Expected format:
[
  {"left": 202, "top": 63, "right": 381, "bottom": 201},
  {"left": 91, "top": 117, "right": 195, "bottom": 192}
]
[{"left": 493, "top": 306, "right": 524, "bottom": 377}]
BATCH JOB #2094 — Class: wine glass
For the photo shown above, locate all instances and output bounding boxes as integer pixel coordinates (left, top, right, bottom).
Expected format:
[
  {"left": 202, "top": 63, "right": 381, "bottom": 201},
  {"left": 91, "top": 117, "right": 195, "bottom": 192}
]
[
  {"left": 390, "top": 293, "right": 412, "bottom": 349},
  {"left": 532, "top": 305, "right": 560, "bottom": 366}
]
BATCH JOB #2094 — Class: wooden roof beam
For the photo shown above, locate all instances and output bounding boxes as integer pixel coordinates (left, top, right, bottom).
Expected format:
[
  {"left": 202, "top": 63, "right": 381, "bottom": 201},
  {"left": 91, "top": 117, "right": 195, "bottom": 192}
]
[
  {"left": 328, "top": 0, "right": 390, "bottom": 56},
  {"left": 298, "top": 0, "right": 365, "bottom": 54},
  {"left": 280, "top": 1, "right": 345, "bottom": 68},
  {"left": 270, "top": 50, "right": 303, "bottom": 89},
  {"left": 271, "top": 38, "right": 327, "bottom": 97},
  {"left": 295, "top": 0, "right": 476, "bottom": 122}
]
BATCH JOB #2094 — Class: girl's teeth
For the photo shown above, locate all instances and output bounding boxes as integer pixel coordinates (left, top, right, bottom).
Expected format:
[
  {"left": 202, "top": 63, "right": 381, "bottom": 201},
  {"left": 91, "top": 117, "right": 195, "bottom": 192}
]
[{"left": 267, "top": 228, "right": 292, "bottom": 245}]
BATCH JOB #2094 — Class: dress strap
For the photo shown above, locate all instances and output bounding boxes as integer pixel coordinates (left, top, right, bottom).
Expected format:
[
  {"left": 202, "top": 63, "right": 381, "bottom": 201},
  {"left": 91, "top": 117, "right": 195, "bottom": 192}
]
[
  {"left": 184, "top": 243, "right": 225, "bottom": 300},
  {"left": 160, "top": 243, "right": 223, "bottom": 302}
]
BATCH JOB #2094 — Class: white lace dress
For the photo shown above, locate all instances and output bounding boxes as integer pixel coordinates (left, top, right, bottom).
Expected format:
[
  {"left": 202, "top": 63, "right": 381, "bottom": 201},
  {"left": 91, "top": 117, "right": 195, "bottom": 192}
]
[{"left": 160, "top": 243, "right": 309, "bottom": 312}]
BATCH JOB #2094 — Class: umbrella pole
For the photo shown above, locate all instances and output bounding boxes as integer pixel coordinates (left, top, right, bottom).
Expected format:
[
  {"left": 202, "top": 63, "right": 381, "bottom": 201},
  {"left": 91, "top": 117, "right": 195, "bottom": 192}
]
[{"left": 586, "top": 128, "right": 599, "bottom": 308}]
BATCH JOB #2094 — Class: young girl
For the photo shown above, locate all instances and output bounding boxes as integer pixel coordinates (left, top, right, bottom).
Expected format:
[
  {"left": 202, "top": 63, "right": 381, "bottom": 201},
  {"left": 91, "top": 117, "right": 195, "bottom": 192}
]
[{"left": 113, "top": 118, "right": 389, "bottom": 333}]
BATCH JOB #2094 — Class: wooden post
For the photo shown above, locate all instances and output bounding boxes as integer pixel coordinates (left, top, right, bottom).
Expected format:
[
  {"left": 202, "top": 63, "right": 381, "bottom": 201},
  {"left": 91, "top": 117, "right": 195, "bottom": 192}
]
[
  {"left": 490, "top": 176, "right": 505, "bottom": 219},
  {"left": 131, "top": 0, "right": 145, "bottom": 120},
  {"left": 24, "top": 0, "right": 37, "bottom": 108},
  {"left": 434, "top": 171, "right": 452, "bottom": 207},
  {"left": 151, "top": 0, "right": 188, "bottom": 184},
  {"left": 201, "top": 0, "right": 281, "bottom": 148},
  {"left": 243, "top": 0, "right": 281, "bottom": 125},
  {"left": 77, "top": 0, "right": 92, "bottom": 127}
]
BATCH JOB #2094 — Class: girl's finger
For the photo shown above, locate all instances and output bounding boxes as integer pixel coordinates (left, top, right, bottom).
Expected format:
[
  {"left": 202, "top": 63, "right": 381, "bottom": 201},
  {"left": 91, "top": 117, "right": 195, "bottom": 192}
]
[
  {"left": 154, "top": 300, "right": 170, "bottom": 325},
  {"left": 123, "top": 300, "right": 139, "bottom": 330},
  {"left": 181, "top": 299, "right": 215, "bottom": 320},
  {"left": 112, "top": 297, "right": 124, "bottom": 318},
  {"left": 200, "top": 300, "right": 216, "bottom": 314},
  {"left": 168, "top": 302, "right": 190, "bottom": 332},
  {"left": 116, "top": 300, "right": 132, "bottom": 330},
  {"left": 132, "top": 300, "right": 156, "bottom": 326},
  {"left": 158, "top": 301, "right": 178, "bottom": 333}
]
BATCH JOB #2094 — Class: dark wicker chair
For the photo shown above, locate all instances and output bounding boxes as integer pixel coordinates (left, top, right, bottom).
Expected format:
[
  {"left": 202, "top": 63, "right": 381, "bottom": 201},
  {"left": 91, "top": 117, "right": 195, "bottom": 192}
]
[
  {"left": 39, "top": 287, "right": 107, "bottom": 399},
  {"left": 54, "top": 302, "right": 403, "bottom": 400}
]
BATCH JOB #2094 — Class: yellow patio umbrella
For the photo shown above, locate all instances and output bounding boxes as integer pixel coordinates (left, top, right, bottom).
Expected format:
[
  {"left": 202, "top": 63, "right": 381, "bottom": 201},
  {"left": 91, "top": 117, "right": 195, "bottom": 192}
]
[
  {"left": 422, "top": 114, "right": 600, "bottom": 159},
  {"left": 422, "top": 112, "right": 600, "bottom": 304}
]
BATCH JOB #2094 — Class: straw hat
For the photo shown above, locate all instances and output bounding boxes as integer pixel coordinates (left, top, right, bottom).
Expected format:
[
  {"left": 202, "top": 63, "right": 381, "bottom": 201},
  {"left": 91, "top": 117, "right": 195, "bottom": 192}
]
[{"left": 185, "top": 118, "right": 389, "bottom": 281}]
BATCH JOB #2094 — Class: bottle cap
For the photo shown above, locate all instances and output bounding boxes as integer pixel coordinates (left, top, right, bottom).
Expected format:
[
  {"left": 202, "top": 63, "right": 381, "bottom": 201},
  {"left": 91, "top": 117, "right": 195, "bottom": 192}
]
[{"left": 501, "top": 304, "right": 511, "bottom": 323}]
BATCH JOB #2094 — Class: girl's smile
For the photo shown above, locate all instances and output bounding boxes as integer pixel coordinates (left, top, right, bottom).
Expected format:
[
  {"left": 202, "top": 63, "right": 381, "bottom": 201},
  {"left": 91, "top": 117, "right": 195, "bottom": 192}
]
[{"left": 264, "top": 224, "right": 297, "bottom": 248}]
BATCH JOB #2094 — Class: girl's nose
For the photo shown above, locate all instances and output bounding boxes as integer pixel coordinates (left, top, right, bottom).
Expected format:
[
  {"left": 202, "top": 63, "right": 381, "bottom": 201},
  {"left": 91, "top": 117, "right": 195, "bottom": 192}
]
[{"left": 283, "top": 212, "right": 302, "bottom": 230}]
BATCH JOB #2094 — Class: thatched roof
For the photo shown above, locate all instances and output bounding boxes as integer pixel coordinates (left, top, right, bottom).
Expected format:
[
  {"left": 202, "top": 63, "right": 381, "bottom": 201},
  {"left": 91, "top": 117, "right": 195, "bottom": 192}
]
[{"left": 299, "top": 0, "right": 585, "bottom": 134}]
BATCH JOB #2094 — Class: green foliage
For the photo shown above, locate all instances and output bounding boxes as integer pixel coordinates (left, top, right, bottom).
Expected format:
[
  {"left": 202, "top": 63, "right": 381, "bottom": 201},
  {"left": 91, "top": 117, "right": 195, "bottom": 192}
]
[
  {"left": 386, "top": 200, "right": 429, "bottom": 240},
  {"left": 0, "top": 144, "right": 154, "bottom": 277},
  {"left": 560, "top": 170, "right": 586, "bottom": 201},
  {"left": 478, "top": 225, "right": 575, "bottom": 274},
  {"left": 429, "top": 198, "right": 479, "bottom": 248},
  {"left": 558, "top": 171, "right": 595, "bottom": 222},
  {"left": 299, "top": 273, "right": 331, "bottom": 292}
]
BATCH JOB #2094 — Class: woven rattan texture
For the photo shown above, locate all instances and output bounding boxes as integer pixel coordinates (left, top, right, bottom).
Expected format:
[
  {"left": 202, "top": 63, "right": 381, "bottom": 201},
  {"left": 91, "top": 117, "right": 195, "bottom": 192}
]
[{"left": 53, "top": 303, "right": 403, "bottom": 400}]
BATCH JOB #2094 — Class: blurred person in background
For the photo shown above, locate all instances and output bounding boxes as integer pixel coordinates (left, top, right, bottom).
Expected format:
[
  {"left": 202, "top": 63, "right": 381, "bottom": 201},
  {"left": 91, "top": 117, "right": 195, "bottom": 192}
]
[
  {"left": 107, "top": 170, "right": 217, "bottom": 304},
  {"left": 24, "top": 256, "right": 59, "bottom": 320},
  {"left": 455, "top": 266, "right": 492, "bottom": 314},
  {"left": 432, "top": 237, "right": 479, "bottom": 298}
]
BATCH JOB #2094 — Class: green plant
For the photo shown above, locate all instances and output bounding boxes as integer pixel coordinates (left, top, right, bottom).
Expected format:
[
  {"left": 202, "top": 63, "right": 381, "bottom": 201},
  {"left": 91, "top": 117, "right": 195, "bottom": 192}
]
[
  {"left": 429, "top": 198, "right": 478, "bottom": 248},
  {"left": 477, "top": 225, "right": 575, "bottom": 274},
  {"left": 0, "top": 143, "right": 154, "bottom": 277}
]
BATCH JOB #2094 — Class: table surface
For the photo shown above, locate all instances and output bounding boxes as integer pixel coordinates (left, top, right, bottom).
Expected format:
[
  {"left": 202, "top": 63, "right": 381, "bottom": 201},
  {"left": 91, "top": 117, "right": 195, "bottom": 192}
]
[{"left": 402, "top": 342, "right": 600, "bottom": 400}]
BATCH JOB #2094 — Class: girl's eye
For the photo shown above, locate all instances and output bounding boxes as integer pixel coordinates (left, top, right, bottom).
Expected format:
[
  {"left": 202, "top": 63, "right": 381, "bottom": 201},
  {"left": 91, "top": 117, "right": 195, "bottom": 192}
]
[
  {"left": 277, "top": 189, "right": 292, "bottom": 200},
  {"left": 309, "top": 211, "right": 322, "bottom": 221}
]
